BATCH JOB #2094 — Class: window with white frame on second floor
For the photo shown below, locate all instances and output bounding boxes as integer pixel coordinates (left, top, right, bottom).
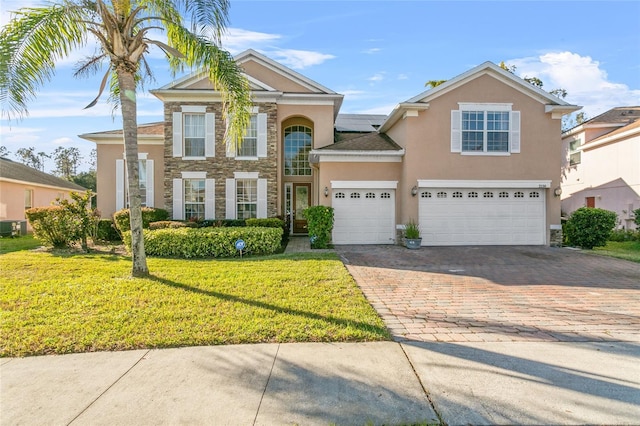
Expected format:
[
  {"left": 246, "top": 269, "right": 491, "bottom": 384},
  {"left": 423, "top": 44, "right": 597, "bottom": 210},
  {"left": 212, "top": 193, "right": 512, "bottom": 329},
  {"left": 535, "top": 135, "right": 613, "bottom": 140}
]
[
  {"left": 569, "top": 139, "right": 581, "bottom": 165},
  {"left": 237, "top": 114, "right": 258, "bottom": 157},
  {"left": 452, "top": 104, "right": 520, "bottom": 155},
  {"left": 184, "top": 113, "right": 205, "bottom": 157},
  {"left": 462, "top": 111, "right": 510, "bottom": 152}
]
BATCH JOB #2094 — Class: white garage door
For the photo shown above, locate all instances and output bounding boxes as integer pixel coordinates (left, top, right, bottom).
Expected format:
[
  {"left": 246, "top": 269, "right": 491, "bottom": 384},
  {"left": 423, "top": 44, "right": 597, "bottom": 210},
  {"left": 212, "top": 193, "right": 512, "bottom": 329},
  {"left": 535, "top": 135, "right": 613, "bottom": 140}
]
[
  {"left": 332, "top": 189, "right": 396, "bottom": 244},
  {"left": 419, "top": 188, "right": 546, "bottom": 245}
]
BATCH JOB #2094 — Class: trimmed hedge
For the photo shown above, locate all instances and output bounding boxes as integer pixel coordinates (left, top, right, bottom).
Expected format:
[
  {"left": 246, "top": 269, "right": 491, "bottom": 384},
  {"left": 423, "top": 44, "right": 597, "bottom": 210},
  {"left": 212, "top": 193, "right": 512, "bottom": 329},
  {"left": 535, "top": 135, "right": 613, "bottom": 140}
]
[
  {"left": 113, "top": 207, "right": 169, "bottom": 233},
  {"left": 149, "top": 221, "right": 197, "bottom": 230},
  {"left": 565, "top": 207, "right": 617, "bottom": 249},
  {"left": 122, "top": 226, "right": 283, "bottom": 258},
  {"left": 303, "top": 206, "right": 334, "bottom": 249},
  {"left": 96, "top": 219, "right": 121, "bottom": 242}
]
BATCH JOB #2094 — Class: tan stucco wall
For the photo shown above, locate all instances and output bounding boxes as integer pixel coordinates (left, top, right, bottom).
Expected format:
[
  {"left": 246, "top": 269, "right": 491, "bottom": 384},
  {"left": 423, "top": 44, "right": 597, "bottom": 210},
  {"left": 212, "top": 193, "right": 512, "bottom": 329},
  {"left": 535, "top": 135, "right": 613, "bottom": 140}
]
[
  {"left": 390, "top": 74, "right": 564, "bottom": 242},
  {"left": 316, "top": 161, "right": 402, "bottom": 208},
  {"left": 241, "top": 60, "right": 314, "bottom": 93},
  {"left": 96, "top": 143, "right": 165, "bottom": 218},
  {"left": 0, "top": 180, "right": 81, "bottom": 231}
]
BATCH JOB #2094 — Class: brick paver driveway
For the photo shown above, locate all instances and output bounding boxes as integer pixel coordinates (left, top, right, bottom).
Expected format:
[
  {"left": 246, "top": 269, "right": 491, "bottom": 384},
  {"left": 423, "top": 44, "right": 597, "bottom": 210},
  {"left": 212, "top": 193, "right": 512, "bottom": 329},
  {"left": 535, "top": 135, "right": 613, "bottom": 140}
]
[{"left": 336, "top": 245, "right": 640, "bottom": 343}]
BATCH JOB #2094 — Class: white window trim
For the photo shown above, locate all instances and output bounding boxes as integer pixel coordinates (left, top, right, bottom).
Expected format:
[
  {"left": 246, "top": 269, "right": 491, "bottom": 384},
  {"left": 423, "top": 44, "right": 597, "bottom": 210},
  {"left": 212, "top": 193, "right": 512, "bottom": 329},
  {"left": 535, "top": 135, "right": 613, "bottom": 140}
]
[
  {"left": 452, "top": 103, "right": 520, "bottom": 155},
  {"left": 173, "top": 106, "right": 215, "bottom": 160},
  {"left": 173, "top": 174, "right": 215, "bottom": 220},
  {"left": 225, "top": 175, "right": 268, "bottom": 219},
  {"left": 116, "top": 155, "right": 154, "bottom": 209},
  {"left": 331, "top": 181, "right": 398, "bottom": 189},
  {"left": 227, "top": 111, "right": 267, "bottom": 160}
]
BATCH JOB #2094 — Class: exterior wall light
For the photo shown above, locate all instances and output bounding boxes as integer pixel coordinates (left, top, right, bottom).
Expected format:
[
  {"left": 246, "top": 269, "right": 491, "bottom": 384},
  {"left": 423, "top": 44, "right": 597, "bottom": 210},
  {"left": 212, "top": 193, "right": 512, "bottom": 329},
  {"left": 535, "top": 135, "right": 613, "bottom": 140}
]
[
  {"left": 411, "top": 185, "right": 418, "bottom": 197},
  {"left": 554, "top": 187, "right": 562, "bottom": 197},
  {"left": 324, "top": 186, "right": 329, "bottom": 197}
]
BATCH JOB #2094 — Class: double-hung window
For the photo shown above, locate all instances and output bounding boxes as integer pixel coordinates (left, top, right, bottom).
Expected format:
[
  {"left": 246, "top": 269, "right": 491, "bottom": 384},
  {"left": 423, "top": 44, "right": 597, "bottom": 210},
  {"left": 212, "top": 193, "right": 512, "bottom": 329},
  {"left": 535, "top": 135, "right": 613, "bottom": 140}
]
[
  {"left": 184, "top": 178, "right": 206, "bottom": 220},
  {"left": 237, "top": 114, "right": 258, "bottom": 157},
  {"left": 569, "top": 139, "right": 581, "bottom": 165},
  {"left": 184, "top": 113, "right": 205, "bottom": 157},
  {"left": 236, "top": 179, "right": 257, "bottom": 219},
  {"left": 452, "top": 104, "right": 520, "bottom": 155},
  {"left": 115, "top": 154, "right": 154, "bottom": 210}
]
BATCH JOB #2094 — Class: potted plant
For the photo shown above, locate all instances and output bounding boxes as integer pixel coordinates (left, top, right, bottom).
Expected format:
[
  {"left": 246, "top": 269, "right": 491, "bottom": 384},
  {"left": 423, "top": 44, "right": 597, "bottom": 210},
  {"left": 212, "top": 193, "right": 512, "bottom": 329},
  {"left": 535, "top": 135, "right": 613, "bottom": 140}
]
[{"left": 403, "top": 219, "right": 422, "bottom": 249}]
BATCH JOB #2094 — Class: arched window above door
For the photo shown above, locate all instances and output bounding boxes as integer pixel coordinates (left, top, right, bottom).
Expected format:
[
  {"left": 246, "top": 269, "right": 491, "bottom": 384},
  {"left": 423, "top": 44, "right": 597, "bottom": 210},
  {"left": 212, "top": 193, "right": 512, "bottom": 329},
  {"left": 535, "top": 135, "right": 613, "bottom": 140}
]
[{"left": 284, "top": 125, "right": 312, "bottom": 176}]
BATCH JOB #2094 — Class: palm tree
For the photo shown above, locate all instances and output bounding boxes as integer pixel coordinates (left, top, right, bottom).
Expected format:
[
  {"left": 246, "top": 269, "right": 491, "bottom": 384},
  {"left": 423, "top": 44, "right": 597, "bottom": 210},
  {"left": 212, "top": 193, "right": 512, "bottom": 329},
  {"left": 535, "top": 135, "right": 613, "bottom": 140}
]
[{"left": 0, "top": 0, "right": 251, "bottom": 276}]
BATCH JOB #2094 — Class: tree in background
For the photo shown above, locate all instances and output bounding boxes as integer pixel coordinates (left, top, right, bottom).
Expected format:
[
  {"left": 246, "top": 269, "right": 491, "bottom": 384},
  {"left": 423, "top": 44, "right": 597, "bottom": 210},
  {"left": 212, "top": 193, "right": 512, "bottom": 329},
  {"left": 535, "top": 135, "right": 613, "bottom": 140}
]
[
  {"left": 0, "top": 146, "right": 9, "bottom": 157},
  {"left": 53, "top": 146, "right": 82, "bottom": 179},
  {"left": 1, "top": 0, "right": 251, "bottom": 276},
  {"left": 15, "top": 146, "right": 49, "bottom": 171}
]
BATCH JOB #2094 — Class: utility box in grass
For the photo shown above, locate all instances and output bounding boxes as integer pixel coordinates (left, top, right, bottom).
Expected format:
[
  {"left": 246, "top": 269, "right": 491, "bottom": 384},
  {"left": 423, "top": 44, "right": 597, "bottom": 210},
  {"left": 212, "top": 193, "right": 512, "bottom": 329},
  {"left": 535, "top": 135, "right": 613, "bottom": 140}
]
[{"left": 0, "top": 220, "right": 27, "bottom": 237}]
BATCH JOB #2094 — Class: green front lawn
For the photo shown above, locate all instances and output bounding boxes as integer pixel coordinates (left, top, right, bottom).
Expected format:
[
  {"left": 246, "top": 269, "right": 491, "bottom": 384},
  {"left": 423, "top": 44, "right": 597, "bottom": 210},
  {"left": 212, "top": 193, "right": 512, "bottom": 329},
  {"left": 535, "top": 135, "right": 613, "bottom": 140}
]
[
  {"left": 592, "top": 240, "right": 640, "bottom": 263},
  {"left": 1, "top": 244, "right": 390, "bottom": 357}
]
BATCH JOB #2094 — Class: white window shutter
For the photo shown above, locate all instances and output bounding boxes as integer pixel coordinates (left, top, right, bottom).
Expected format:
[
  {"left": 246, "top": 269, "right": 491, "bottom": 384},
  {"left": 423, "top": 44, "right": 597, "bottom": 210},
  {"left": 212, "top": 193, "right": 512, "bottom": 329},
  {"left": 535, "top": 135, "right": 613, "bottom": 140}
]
[
  {"left": 257, "top": 178, "right": 267, "bottom": 218},
  {"left": 172, "top": 179, "right": 184, "bottom": 220},
  {"left": 257, "top": 113, "right": 268, "bottom": 158},
  {"left": 115, "top": 159, "right": 125, "bottom": 211},
  {"left": 225, "top": 114, "right": 235, "bottom": 158},
  {"left": 172, "top": 112, "right": 182, "bottom": 157},
  {"left": 205, "top": 178, "right": 215, "bottom": 219},
  {"left": 225, "top": 178, "right": 236, "bottom": 219},
  {"left": 205, "top": 113, "right": 215, "bottom": 157},
  {"left": 146, "top": 160, "right": 154, "bottom": 207},
  {"left": 451, "top": 110, "right": 462, "bottom": 153},
  {"left": 510, "top": 111, "right": 521, "bottom": 153}
]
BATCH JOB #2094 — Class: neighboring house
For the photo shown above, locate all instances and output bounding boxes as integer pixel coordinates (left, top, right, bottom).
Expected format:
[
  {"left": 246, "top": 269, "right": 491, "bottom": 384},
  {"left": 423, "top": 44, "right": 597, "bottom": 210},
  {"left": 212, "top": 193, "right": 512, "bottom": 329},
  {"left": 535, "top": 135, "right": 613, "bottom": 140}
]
[
  {"left": 0, "top": 157, "right": 87, "bottom": 232},
  {"left": 561, "top": 107, "right": 640, "bottom": 230},
  {"left": 82, "top": 49, "right": 579, "bottom": 246}
]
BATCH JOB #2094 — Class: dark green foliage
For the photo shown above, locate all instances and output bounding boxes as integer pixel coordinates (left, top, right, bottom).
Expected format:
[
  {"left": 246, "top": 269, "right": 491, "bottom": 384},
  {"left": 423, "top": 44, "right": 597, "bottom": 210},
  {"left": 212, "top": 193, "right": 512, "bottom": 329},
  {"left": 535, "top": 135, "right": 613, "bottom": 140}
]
[
  {"left": 565, "top": 207, "right": 617, "bottom": 249},
  {"left": 303, "top": 206, "right": 334, "bottom": 249},
  {"left": 96, "top": 219, "right": 121, "bottom": 242},
  {"left": 608, "top": 229, "right": 639, "bottom": 242},
  {"left": 112, "top": 207, "right": 170, "bottom": 233},
  {"left": 245, "top": 218, "right": 284, "bottom": 228},
  {"left": 56, "top": 191, "right": 98, "bottom": 250},
  {"left": 149, "top": 221, "right": 197, "bottom": 230},
  {"left": 634, "top": 208, "right": 640, "bottom": 228},
  {"left": 122, "top": 226, "right": 283, "bottom": 258}
]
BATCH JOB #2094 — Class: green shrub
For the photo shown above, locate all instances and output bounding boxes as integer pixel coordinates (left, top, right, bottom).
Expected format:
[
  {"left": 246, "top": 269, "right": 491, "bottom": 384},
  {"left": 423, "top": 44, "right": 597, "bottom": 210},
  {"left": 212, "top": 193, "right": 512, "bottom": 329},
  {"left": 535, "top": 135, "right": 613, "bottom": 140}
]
[
  {"left": 122, "top": 226, "right": 283, "bottom": 258},
  {"left": 112, "top": 207, "right": 169, "bottom": 233},
  {"left": 148, "top": 221, "right": 196, "bottom": 230},
  {"left": 96, "top": 219, "right": 121, "bottom": 242},
  {"left": 56, "top": 191, "right": 99, "bottom": 250},
  {"left": 303, "top": 206, "right": 334, "bottom": 249},
  {"left": 404, "top": 219, "right": 420, "bottom": 239},
  {"left": 25, "top": 206, "right": 77, "bottom": 248},
  {"left": 608, "top": 229, "right": 639, "bottom": 242},
  {"left": 565, "top": 207, "right": 617, "bottom": 249},
  {"left": 634, "top": 208, "right": 640, "bottom": 228},
  {"left": 245, "top": 218, "right": 284, "bottom": 228}
]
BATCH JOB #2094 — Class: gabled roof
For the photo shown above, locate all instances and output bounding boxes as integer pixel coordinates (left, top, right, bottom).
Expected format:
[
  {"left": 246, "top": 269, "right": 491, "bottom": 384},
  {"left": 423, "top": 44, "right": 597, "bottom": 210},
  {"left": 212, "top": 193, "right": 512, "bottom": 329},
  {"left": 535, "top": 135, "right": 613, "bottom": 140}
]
[
  {"left": 0, "top": 157, "right": 87, "bottom": 191},
  {"left": 379, "top": 61, "right": 581, "bottom": 133},
  {"left": 581, "top": 114, "right": 640, "bottom": 151},
  {"left": 326, "top": 132, "right": 402, "bottom": 151},
  {"left": 562, "top": 106, "right": 640, "bottom": 139},
  {"left": 79, "top": 122, "right": 164, "bottom": 144},
  {"left": 150, "top": 49, "right": 344, "bottom": 118}
]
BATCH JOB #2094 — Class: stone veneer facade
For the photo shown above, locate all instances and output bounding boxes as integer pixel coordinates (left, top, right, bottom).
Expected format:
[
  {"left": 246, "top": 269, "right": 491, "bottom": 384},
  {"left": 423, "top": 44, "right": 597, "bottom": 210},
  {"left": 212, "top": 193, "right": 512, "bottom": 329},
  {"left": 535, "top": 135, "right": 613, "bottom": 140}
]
[{"left": 163, "top": 102, "right": 279, "bottom": 219}]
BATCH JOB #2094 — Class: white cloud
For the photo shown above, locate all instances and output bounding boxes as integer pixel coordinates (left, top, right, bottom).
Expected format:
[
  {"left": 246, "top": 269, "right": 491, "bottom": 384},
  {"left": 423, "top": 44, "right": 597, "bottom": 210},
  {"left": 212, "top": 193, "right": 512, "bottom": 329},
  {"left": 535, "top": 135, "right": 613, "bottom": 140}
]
[
  {"left": 52, "top": 137, "right": 73, "bottom": 145},
  {"left": 267, "top": 49, "right": 336, "bottom": 70},
  {"left": 222, "top": 28, "right": 281, "bottom": 53},
  {"left": 356, "top": 103, "right": 397, "bottom": 115},
  {"left": 397, "top": 74, "right": 409, "bottom": 80},
  {"left": 368, "top": 73, "right": 385, "bottom": 83},
  {"left": 510, "top": 52, "right": 640, "bottom": 118},
  {"left": 363, "top": 48, "right": 381, "bottom": 54},
  {"left": 0, "top": 126, "right": 43, "bottom": 145}
]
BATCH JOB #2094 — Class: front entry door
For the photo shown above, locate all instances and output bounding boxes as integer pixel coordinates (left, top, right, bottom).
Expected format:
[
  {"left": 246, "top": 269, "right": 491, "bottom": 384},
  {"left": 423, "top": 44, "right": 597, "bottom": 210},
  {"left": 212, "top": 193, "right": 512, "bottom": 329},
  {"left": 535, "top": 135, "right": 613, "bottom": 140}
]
[{"left": 293, "top": 183, "right": 311, "bottom": 234}]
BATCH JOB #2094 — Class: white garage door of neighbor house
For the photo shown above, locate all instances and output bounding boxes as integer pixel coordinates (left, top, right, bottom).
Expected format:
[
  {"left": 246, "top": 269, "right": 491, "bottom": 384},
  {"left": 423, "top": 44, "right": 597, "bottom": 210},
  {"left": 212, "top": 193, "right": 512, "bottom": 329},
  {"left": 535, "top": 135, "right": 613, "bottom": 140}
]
[
  {"left": 418, "top": 188, "right": 546, "bottom": 246},
  {"left": 332, "top": 189, "right": 396, "bottom": 244}
]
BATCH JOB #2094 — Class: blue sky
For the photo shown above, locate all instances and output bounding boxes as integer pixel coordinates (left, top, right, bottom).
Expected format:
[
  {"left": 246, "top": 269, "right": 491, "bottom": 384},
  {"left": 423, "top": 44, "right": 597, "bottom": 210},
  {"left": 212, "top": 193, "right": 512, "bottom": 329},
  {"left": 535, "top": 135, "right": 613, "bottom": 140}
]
[{"left": 1, "top": 0, "right": 639, "bottom": 172}]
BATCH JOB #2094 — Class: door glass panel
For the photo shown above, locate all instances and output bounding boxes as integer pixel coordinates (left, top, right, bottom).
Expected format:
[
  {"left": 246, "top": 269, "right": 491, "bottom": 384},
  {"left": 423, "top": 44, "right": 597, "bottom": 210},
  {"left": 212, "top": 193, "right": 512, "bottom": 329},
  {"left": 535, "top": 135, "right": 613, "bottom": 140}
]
[{"left": 295, "top": 186, "right": 309, "bottom": 220}]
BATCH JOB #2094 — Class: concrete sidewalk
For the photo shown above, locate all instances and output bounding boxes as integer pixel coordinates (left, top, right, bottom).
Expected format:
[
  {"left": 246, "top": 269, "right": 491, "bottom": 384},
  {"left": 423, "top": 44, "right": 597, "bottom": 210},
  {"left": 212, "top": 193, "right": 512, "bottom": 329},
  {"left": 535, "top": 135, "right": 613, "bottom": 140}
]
[{"left": 2, "top": 341, "right": 639, "bottom": 425}]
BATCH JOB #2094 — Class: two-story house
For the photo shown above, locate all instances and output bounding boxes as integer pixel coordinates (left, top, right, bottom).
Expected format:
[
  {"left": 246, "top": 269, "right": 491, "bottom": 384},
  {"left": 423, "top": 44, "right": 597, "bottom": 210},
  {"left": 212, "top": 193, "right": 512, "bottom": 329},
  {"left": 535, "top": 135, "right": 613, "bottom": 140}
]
[
  {"left": 561, "top": 107, "right": 640, "bottom": 229},
  {"left": 81, "top": 49, "right": 579, "bottom": 246}
]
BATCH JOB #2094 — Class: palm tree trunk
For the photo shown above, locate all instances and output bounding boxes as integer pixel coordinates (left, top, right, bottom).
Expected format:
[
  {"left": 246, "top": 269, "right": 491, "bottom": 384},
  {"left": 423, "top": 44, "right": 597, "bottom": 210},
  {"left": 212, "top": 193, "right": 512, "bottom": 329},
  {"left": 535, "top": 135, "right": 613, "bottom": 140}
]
[{"left": 117, "top": 69, "right": 149, "bottom": 277}]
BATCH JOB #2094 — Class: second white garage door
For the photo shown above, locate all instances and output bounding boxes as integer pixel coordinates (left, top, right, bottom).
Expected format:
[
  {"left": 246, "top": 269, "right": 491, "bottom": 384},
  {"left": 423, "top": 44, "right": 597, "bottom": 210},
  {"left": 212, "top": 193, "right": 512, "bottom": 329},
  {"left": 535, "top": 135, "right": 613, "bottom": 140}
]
[
  {"left": 419, "top": 188, "right": 546, "bottom": 245},
  {"left": 332, "top": 188, "right": 396, "bottom": 244}
]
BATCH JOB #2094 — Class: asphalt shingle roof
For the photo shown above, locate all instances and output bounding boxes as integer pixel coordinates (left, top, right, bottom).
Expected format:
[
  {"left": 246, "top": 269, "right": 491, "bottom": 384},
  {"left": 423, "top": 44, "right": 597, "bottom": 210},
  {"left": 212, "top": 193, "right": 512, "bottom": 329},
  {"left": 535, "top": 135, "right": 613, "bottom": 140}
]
[
  {"left": 324, "top": 132, "right": 402, "bottom": 151},
  {"left": 0, "top": 157, "right": 87, "bottom": 191}
]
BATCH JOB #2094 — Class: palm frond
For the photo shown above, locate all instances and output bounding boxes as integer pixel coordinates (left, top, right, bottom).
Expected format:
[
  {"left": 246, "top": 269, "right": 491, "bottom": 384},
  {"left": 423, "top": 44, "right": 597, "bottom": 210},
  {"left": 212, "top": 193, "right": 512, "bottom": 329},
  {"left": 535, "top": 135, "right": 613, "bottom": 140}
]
[{"left": 0, "top": 4, "right": 88, "bottom": 119}]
